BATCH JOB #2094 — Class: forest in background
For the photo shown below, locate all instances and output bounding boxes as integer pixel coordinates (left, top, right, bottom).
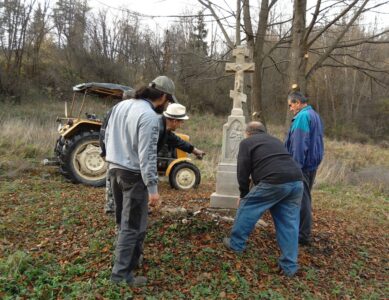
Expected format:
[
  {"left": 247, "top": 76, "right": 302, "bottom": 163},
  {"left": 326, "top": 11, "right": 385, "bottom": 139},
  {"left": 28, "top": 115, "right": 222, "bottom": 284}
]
[
  {"left": 0, "top": 0, "right": 388, "bottom": 143},
  {"left": 1, "top": 3, "right": 388, "bottom": 297}
]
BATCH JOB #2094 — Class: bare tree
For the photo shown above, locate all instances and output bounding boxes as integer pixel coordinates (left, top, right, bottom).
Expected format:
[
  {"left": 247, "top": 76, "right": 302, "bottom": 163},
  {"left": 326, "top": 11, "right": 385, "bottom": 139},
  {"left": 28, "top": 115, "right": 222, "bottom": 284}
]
[
  {"left": 0, "top": 0, "right": 35, "bottom": 97},
  {"left": 26, "top": 0, "right": 50, "bottom": 77},
  {"left": 289, "top": 0, "right": 389, "bottom": 92},
  {"left": 199, "top": 0, "right": 279, "bottom": 123},
  {"left": 243, "top": 0, "right": 278, "bottom": 123}
]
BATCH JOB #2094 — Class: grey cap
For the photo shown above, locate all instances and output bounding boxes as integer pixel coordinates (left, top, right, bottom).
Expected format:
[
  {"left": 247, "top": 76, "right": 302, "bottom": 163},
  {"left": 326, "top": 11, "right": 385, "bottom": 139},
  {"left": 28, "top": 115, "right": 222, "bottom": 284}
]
[{"left": 149, "top": 76, "right": 178, "bottom": 103}]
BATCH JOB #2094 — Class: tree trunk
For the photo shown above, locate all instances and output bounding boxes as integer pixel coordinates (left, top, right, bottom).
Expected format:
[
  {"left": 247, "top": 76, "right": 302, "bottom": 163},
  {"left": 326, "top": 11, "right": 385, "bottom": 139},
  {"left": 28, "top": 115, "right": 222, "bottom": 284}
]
[
  {"left": 250, "top": 0, "right": 270, "bottom": 124},
  {"left": 286, "top": 0, "right": 307, "bottom": 128},
  {"left": 243, "top": 0, "right": 254, "bottom": 117},
  {"left": 288, "top": 0, "right": 307, "bottom": 92}
]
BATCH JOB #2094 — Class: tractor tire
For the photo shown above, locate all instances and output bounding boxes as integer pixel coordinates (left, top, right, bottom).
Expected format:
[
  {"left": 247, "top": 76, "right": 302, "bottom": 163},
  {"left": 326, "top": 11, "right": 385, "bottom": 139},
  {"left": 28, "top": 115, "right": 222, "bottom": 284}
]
[
  {"left": 55, "top": 137, "right": 72, "bottom": 180},
  {"left": 58, "top": 131, "right": 107, "bottom": 187},
  {"left": 169, "top": 162, "right": 201, "bottom": 190}
]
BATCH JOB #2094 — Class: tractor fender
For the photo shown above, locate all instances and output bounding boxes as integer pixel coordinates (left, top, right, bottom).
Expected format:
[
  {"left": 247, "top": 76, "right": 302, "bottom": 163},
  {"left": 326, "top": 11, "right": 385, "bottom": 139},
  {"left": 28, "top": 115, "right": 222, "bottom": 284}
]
[
  {"left": 59, "top": 120, "right": 101, "bottom": 138},
  {"left": 165, "top": 158, "right": 192, "bottom": 176}
]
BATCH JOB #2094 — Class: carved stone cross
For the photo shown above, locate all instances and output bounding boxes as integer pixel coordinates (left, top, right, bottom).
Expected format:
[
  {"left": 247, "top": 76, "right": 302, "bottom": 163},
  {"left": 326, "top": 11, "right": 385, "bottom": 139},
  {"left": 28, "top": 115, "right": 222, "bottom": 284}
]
[{"left": 225, "top": 45, "right": 255, "bottom": 116}]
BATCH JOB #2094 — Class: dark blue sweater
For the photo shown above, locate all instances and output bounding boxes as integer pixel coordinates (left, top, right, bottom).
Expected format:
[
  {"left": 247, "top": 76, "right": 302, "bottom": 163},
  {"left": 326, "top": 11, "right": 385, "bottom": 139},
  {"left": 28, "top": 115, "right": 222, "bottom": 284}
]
[{"left": 237, "top": 132, "right": 302, "bottom": 198}]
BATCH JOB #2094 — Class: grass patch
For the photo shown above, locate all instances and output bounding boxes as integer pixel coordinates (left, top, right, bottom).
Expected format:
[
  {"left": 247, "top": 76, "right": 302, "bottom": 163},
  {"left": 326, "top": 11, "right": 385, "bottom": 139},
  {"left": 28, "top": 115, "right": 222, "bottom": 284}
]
[
  {"left": 1, "top": 175, "right": 388, "bottom": 298},
  {"left": 2, "top": 97, "right": 389, "bottom": 187},
  {"left": 0, "top": 97, "right": 388, "bottom": 298}
]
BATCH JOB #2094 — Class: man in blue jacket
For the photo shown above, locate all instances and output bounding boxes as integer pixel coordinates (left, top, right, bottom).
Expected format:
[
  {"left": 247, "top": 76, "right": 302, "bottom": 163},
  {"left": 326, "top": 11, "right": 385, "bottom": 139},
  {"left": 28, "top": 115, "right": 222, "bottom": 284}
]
[{"left": 285, "top": 91, "right": 324, "bottom": 246}]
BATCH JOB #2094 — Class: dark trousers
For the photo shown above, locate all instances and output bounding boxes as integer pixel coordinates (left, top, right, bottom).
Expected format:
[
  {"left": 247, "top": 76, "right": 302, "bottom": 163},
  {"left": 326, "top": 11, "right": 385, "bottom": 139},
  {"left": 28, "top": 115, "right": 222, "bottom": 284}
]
[
  {"left": 109, "top": 168, "right": 148, "bottom": 283},
  {"left": 299, "top": 170, "right": 317, "bottom": 242}
]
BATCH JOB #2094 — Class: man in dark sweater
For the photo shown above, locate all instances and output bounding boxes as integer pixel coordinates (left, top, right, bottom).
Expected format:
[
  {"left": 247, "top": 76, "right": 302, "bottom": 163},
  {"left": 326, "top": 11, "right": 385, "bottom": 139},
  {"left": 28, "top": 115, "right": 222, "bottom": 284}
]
[{"left": 223, "top": 121, "right": 303, "bottom": 276}]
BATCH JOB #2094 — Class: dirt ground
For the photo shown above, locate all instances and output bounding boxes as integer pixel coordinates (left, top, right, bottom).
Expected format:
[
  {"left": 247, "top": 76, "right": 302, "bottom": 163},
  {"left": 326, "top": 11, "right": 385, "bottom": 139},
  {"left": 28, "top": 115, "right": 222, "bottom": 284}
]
[{"left": 1, "top": 173, "right": 388, "bottom": 298}]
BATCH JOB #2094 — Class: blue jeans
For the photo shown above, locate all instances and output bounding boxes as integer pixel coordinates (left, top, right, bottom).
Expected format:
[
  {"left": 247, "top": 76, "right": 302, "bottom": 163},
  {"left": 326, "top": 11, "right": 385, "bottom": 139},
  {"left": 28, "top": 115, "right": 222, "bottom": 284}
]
[{"left": 230, "top": 181, "right": 303, "bottom": 276}]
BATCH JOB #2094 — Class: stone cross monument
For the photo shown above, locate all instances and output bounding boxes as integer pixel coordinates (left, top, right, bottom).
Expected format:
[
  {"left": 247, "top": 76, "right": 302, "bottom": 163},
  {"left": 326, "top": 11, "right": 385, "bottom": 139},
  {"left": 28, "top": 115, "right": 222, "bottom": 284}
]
[{"left": 210, "top": 45, "right": 255, "bottom": 208}]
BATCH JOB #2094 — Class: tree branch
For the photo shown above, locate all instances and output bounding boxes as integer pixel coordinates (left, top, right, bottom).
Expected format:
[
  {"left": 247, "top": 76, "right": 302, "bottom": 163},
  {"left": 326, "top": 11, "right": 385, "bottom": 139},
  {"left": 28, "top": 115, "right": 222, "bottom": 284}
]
[
  {"left": 320, "top": 63, "right": 388, "bottom": 88},
  {"left": 311, "top": 30, "right": 389, "bottom": 50},
  {"left": 242, "top": 0, "right": 254, "bottom": 45},
  {"left": 263, "top": 57, "right": 288, "bottom": 76},
  {"left": 262, "top": 28, "right": 292, "bottom": 60},
  {"left": 198, "top": 0, "right": 234, "bottom": 49},
  {"left": 304, "top": 0, "right": 321, "bottom": 43},
  {"left": 362, "top": 0, "right": 389, "bottom": 13},
  {"left": 267, "top": 17, "right": 292, "bottom": 27},
  {"left": 306, "top": 0, "right": 370, "bottom": 79},
  {"left": 307, "top": 0, "right": 359, "bottom": 48}
]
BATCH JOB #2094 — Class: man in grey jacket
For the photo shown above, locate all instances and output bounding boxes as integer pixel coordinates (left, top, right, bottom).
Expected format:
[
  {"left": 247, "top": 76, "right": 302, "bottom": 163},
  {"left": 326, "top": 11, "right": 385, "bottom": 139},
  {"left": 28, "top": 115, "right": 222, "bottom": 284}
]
[
  {"left": 105, "top": 76, "right": 177, "bottom": 286},
  {"left": 102, "top": 104, "right": 205, "bottom": 214}
]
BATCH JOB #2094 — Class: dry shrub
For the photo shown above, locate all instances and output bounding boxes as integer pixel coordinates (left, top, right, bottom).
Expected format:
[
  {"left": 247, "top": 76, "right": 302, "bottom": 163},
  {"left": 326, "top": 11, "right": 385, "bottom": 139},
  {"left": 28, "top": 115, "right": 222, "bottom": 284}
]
[
  {"left": 315, "top": 139, "right": 389, "bottom": 190},
  {"left": 0, "top": 160, "right": 35, "bottom": 179},
  {"left": 0, "top": 98, "right": 112, "bottom": 159},
  {"left": 0, "top": 118, "right": 58, "bottom": 158},
  {"left": 323, "top": 140, "right": 389, "bottom": 170},
  {"left": 1, "top": 98, "right": 388, "bottom": 191},
  {"left": 348, "top": 166, "right": 389, "bottom": 194},
  {"left": 195, "top": 155, "right": 221, "bottom": 180},
  {"left": 315, "top": 158, "right": 348, "bottom": 186}
]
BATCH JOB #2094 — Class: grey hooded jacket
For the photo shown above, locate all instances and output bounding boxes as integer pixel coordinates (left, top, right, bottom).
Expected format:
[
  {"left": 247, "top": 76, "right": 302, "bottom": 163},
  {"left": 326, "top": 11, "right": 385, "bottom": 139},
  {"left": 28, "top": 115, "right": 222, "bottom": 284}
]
[{"left": 105, "top": 99, "right": 160, "bottom": 194}]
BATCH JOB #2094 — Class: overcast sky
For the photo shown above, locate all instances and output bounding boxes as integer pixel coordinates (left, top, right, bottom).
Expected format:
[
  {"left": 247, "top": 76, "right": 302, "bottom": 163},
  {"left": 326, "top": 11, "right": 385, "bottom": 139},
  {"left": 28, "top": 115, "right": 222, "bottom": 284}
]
[
  {"left": 89, "top": 0, "right": 205, "bottom": 14},
  {"left": 87, "top": 0, "right": 242, "bottom": 46},
  {"left": 88, "top": 0, "right": 217, "bottom": 28},
  {"left": 87, "top": 0, "right": 389, "bottom": 28}
]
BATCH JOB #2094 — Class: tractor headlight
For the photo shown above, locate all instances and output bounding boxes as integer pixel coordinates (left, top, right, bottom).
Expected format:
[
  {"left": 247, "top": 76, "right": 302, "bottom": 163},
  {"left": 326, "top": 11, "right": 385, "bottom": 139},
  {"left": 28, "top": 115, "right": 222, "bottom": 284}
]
[{"left": 57, "top": 123, "right": 63, "bottom": 132}]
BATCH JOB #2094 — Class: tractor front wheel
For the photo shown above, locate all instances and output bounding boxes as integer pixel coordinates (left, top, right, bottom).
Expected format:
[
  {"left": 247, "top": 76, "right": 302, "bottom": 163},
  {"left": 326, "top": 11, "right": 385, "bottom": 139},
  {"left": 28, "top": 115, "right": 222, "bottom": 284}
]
[{"left": 169, "top": 162, "right": 201, "bottom": 190}]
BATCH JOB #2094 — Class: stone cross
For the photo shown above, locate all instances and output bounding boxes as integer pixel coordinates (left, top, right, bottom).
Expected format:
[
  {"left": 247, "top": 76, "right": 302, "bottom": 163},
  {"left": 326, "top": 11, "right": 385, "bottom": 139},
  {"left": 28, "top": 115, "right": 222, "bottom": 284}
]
[
  {"left": 225, "top": 46, "right": 255, "bottom": 116},
  {"left": 210, "top": 45, "right": 255, "bottom": 209}
]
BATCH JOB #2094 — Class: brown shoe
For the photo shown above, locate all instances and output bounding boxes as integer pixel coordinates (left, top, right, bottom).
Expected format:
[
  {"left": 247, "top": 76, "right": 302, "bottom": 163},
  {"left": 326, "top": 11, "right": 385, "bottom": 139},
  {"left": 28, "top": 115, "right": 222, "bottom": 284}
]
[
  {"left": 223, "top": 238, "right": 242, "bottom": 254},
  {"left": 128, "top": 276, "right": 147, "bottom": 287}
]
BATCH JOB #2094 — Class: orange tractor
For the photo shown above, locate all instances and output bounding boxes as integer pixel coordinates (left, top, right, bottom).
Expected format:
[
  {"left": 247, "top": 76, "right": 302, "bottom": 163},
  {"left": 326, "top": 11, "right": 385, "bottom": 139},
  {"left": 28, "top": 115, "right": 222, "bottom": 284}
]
[{"left": 45, "top": 83, "right": 201, "bottom": 190}]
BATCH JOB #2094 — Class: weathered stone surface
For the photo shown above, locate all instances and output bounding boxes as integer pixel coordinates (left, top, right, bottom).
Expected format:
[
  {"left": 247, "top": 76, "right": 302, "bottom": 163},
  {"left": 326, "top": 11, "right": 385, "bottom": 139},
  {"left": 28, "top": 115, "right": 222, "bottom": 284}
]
[
  {"left": 210, "top": 45, "right": 255, "bottom": 208},
  {"left": 210, "top": 116, "right": 246, "bottom": 209}
]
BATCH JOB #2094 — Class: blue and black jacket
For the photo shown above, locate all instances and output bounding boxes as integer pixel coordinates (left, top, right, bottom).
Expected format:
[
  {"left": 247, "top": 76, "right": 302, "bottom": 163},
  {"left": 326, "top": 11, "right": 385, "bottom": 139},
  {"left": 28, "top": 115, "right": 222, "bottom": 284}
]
[{"left": 285, "top": 105, "right": 324, "bottom": 171}]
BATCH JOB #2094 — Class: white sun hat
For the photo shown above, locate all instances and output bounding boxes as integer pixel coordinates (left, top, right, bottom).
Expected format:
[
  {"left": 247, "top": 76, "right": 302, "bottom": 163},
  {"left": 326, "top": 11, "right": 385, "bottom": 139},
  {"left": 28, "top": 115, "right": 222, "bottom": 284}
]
[{"left": 163, "top": 103, "right": 189, "bottom": 120}]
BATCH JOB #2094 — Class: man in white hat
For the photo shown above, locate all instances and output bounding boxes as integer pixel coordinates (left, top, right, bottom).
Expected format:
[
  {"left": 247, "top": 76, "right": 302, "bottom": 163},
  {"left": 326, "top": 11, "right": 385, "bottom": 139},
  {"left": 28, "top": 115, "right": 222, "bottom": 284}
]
[
  {"left": 103, "top": 103, "right": 205, "bottom": 213},
  {"left": 159, "top": 103, "right": 204, "bottom": 158},
  {"left": 110, "top": 103, "right": 205, "bottom": 221}
]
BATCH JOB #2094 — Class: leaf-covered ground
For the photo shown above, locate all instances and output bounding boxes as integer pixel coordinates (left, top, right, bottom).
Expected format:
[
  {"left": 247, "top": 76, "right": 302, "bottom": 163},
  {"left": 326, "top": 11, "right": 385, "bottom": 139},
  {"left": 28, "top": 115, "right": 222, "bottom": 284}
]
[{"left": 0, "top": 169, "right": 388, "bottom": 299}]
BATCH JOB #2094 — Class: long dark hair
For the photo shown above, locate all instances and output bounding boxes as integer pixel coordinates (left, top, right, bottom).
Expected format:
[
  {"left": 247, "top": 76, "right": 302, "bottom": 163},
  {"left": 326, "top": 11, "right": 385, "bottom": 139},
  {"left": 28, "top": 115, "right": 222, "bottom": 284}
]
[{"left": 134, "top": 86, "right": 164, "bottom": 101}]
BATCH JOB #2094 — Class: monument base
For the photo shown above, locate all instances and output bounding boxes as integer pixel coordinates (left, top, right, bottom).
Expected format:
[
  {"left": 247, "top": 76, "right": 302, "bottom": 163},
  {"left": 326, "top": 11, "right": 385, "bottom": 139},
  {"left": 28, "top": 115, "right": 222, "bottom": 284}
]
[
  {"left": 209, "top": 192, "right": 238, "bottom": 209},
  {"left": 210, "top": 162, "right": 240, "bottom": 209}
]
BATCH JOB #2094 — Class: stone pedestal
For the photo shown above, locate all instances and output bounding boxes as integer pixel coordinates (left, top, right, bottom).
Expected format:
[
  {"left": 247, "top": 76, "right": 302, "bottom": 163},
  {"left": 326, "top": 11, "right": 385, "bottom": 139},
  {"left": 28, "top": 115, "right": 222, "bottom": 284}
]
[
  {"left": 210, "top": 114, "right": 246, "bottom": 208},
  {"left": 210, "top": 163, "right": 240, "bottom": 208}
]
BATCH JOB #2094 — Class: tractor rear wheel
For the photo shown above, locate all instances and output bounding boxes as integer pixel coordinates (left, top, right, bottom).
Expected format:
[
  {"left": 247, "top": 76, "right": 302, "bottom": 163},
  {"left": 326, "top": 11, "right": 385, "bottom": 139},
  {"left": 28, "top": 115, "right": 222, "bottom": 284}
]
[{"left": 58, "top": 131, "right": 107, "bottom": 187}]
